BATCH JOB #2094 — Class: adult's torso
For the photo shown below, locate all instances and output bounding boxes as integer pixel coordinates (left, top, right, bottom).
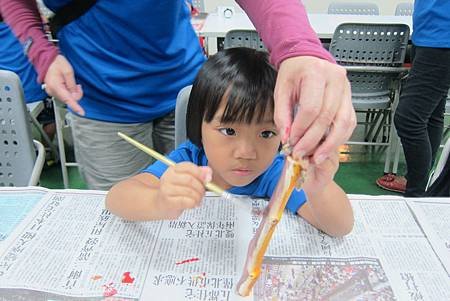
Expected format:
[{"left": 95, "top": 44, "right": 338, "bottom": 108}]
[
  {"left": 412, "top": 0, "right": 450, "bottom": 48},
  {"left": 0, "top": 22, "right": 47, "bottom": 103},
  {"left": 45, "top": 0, "right": 205, "bottom": 123}
]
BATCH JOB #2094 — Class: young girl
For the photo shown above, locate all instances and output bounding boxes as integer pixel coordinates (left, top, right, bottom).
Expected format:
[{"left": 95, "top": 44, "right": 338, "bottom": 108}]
[{"left": 106, "top": 48, "right": 353, "bottom": 237}]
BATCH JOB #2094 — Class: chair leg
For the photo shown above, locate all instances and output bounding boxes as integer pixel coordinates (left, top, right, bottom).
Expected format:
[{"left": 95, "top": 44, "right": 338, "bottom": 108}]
[
  {"left": 392, "top": 139, "right": 402, "bottom": 174},
  {"left": 53, "top": 99, "right": 70, "bottom": 188},
  {"left": 384, "top": 81, "right": 402, "bottom": 174}
]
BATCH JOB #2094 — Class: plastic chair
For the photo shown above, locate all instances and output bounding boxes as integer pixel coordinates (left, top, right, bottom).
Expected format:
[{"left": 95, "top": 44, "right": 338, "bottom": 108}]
[
  {"left": 191, "top": 0, "right": 205, "bottom": 12},
  {"left": 327, "top": 2, "right": 379, "bottom": 15},
  {"left": 175, "top": 85, "right": 192, "bottom": 147},
  {"left": 329, "top": 23, "right": 410, "bottom": 156},
  {"left": 395, "top": 3, "right": 413, "bottom": 16},
  {"left": 0, "top": 70, "right": 45, "bottom": 186},
  {"left": 224, "top": 30, "right": 266, "bottom": 51}
]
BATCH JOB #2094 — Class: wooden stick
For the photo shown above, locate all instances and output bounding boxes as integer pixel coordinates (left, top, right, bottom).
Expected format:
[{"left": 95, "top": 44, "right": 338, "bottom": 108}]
[{"left": 117, "top": 132, "right": 226, "bottom": 198}]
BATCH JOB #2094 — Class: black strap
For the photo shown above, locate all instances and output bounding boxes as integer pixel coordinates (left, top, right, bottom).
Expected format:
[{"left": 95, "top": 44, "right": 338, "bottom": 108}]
[{"left": 49, "top": 0, "right": 97, "bottom": 37}]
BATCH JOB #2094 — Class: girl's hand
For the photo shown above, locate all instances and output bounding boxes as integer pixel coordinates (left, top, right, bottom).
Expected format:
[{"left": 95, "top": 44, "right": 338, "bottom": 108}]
[
  {"left": 301, "top": 151, "right": 339, "bottom": 197},
  {"left": 156, "top": 162, "right": 212, "bottom": 219}
]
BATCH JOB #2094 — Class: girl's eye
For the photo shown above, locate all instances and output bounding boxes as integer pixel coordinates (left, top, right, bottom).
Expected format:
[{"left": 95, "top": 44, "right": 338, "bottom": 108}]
[
  {"left": 260, "top": 130, "right": 277, "bottom": 139},
  {"left": 219, "top": 128, "right": 236, "bottom": 136}
]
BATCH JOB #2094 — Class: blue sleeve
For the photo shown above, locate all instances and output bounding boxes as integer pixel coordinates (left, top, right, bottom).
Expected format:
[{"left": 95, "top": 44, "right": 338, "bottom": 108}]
[
  {"left": 140, "top": 142, "right": 196, "bottom": 178},
  {"left": 259, "top": 155, "right": 307, "bottom": 214},
  {"left": 285, "top": 189, "right": 307, "bottom": 214}
]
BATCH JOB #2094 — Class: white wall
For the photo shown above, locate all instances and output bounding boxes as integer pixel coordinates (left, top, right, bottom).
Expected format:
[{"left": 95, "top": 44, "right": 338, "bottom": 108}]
[{"left": 204, "top": 1, "right": 412, "bottom": 15}]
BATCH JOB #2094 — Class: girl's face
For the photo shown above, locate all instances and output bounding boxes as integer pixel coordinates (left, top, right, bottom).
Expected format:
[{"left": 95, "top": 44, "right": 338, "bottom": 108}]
[{"left": 201, "top": 99, "right": 281, "bottom": 190}]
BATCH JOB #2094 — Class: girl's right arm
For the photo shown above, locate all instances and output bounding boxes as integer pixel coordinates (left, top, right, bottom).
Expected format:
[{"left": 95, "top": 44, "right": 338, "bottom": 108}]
[{"left": 105, "top": 162, "right": 211, "bottom": 221}]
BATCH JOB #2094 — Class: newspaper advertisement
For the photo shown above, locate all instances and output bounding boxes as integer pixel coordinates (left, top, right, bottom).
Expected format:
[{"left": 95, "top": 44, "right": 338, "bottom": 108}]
[
  {"left": 0, "top": 188, "right": 449, "bottom": 300},
  {"left": 0, "top": 188, "right": 252, "bottom": 300}
]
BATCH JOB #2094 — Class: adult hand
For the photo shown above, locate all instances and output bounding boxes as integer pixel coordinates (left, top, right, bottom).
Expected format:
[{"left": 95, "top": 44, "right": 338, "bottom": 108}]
[
  {"left": 43, "top": 54, "right": 85, "bottom": 115},
  {"left": 274, "top": 56, "right": 356, "bottom": 164}
]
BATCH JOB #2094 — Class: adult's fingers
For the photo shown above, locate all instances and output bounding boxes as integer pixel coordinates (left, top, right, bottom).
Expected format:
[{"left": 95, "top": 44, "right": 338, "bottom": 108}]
[
  {"left": 273, "top": 77, "right": 296, "bottom": 143},
  {"left": 312, "top": 81, "right": 356, "bottom": 164},
  {"left": 44, "top": 55, "right": 85, "bottom": 115},
  {"left": 289, "top": 71, "right": 326, "bottom": 149},
  {"left": 292, "top": 70, "right": 342, "bottom": 158}
]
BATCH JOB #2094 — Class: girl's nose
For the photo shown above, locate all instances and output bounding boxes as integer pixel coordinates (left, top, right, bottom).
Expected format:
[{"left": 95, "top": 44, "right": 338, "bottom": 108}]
[{"left": 234, "top": 139, "right": 257, "bottom": 160}]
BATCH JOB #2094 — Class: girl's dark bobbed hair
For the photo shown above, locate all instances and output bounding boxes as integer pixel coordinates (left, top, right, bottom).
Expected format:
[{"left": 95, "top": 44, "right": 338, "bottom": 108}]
[{"left": 186, "top": 47, "right": 277, "bottom": 147}]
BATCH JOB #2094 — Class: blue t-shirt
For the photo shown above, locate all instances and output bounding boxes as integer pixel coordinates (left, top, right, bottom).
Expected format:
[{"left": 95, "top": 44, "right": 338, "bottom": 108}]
[
  {"left": 142, "top": 141, "right": 307, "bottom": 214},
  {"left": 43, "top": 0, "right": 205, "bottom": 123},
  {"left": 412, "top": 0, "right": 450, "bottom": 48},
  {"left": 0, "top": 23, "right": 47, "bottom": 103}
]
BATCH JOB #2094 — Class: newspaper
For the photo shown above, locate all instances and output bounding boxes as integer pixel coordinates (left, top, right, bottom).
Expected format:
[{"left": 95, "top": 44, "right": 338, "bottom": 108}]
[{"left": 0, "top": 188, "right": 449, "bottom": 300}]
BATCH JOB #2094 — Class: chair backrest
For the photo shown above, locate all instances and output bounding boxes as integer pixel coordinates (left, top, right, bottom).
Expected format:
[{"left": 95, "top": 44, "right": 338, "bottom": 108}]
[
  {"left": 329, "top": 23, "right": 410, "bottom": 99},
  {"left": 175, "top": 85, "right": 192, "bottom": 147},
  {"left": 395, "top": 2, "right": 413, "bottom": 16},
  {"left": 328, "top": 2, "right": 379, "bottom": 15},
  {"left": 0, "top": 70, "right": 41, "bottom": 186},
  {"left": 329, "top": 23, "right": 410, "bottom": 67},
  {"left": 224, "top": 30, "right": 267, "bottom": 51}
]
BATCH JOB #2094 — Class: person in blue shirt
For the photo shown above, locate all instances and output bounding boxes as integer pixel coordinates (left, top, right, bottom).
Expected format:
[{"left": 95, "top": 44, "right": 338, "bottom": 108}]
[
  {"left": 106, "top": 48, "right": 353, "bottom": 237},
  {"left": 377, "top": 0, "right": 450, "bottom": 196},
  {"left": 2, "top": 0, "right": 356, "bottom": 192}
]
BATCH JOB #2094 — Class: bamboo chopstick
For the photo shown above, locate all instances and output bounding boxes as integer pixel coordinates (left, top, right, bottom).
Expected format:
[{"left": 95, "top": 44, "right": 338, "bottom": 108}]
[{"left": 117, "top": 132, "right": 227, "bottom": 198}]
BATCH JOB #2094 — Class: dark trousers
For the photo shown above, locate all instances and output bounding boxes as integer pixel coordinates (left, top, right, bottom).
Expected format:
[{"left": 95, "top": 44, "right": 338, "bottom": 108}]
[{"left": 394, "top": 46, "right": 450, "bottom": 196}]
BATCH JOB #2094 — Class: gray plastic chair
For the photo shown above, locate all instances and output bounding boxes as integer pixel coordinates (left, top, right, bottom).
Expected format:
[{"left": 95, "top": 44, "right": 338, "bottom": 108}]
[
  {"left": 0, "top": 70, "right": 45, "bottom": 186},
  {"left": 175, "top": 85, "right": 192, "bottom": 147},
  {"left": 329, "top": 23, "right": 410, "bottom": 151},
  {"left": 328, "top": 2, "right": 379, "bottom": 15},
  {"left": 191, "top": 0, "right": 205, "bottom": 12},
  {"left": 395, "top": 2, "right": 413, "bottom": 16},
  {"left": 224, "top": 30, "right": 267, "bottom": 51}
]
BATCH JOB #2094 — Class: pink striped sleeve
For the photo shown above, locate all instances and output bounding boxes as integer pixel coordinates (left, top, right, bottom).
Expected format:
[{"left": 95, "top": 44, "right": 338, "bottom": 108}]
[
  {"left": 0, "top": 0, "right": 59, "bottom": 83},
  {"left": 236, "top": 0, "right": 335, "bottom": 68}
]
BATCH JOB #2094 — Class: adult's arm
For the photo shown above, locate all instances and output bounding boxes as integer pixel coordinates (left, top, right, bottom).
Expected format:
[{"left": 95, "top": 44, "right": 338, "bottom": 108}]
[
  {"left": 0, "top": 0, "right": 58, "bottom": 83},
  {"left": 1, "top": 0, "right": 84, "bottom": 115},
  {"left": 237, "top": 0, "right": 356, "bottom": 162},
  {"left": 237, "top": 0, "right": 334, "bottom": 66}
]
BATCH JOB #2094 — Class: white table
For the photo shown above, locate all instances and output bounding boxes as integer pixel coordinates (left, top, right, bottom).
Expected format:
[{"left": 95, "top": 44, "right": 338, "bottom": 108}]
[{"left": 199, "top": 13, "right": 412, "bottom": 54}]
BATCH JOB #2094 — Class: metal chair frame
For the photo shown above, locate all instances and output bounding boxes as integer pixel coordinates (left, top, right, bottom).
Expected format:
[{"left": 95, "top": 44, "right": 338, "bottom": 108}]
[{"left": 53, "top": 99, "right": 79, "bottom": 188}]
